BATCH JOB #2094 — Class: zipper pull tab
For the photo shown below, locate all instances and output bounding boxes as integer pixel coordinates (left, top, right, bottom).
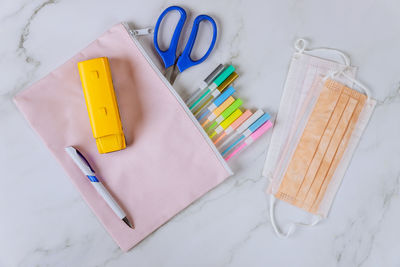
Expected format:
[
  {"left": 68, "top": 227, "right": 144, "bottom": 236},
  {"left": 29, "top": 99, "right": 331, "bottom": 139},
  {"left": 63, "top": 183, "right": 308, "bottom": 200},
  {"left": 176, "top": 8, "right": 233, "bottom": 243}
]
[{"left": 130, "top": 28, "right": 153, "bottom": 36}]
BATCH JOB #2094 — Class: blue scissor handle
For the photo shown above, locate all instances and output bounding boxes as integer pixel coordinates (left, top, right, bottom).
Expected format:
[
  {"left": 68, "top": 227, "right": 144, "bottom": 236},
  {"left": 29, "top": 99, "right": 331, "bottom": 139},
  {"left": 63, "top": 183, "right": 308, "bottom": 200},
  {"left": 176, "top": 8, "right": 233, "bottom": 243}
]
[
  {"left": 177, "top": 15, "right": 217, "bottom": 72},
  {"left": 154, "top": 6, "right": 187, "bottom": 69}
]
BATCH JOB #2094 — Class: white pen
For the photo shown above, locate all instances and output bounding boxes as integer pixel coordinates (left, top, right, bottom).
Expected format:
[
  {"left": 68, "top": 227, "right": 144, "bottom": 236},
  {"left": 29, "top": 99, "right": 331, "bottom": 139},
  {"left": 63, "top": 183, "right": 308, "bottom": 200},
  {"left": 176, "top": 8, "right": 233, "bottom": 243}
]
[{"left": 65, "top": 146, "right": 133, "bottom": 228}]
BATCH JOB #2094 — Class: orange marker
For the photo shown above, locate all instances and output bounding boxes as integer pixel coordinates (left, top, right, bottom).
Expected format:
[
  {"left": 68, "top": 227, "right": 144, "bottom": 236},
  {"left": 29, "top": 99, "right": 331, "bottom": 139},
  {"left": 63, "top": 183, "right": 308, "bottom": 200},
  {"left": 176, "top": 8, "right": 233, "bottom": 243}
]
[{"left": 201, "top": 96, "right": 235, "bottom": 128}]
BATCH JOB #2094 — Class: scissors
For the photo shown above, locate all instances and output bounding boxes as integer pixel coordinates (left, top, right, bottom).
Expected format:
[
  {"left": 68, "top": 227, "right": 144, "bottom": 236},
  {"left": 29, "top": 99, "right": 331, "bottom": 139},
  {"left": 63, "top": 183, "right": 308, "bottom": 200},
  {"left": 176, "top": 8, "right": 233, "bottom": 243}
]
[{"left": 154, "top": 6, "right": 217, "bottom": 84}]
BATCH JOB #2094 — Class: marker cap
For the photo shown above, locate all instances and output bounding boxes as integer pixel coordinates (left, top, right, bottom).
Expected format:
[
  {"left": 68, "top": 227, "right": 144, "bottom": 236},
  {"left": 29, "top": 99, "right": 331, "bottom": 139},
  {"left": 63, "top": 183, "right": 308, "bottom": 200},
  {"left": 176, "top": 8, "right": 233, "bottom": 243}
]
[
  {"left": 208, "top": 96, "right": 235, "bottom": 121},
  {"left": 217, "top": 72, "right": 238, "bottom": 92},
  {"left": 216, "top": 99, "right": 242, "bottom": 123},
  {"left": 220, "top": 109, "right": 243, "bottom": 130},
  {"left": 213, "top": 65, "right": 235, "bottom": 86},
  {"left": 226, "top": 109, "right": 252, "bottom": 134},
  {"left": 236, "top": 109, "right": 264, "bottom": 133},
  {"left": 209, "top": 86, "right": 235, "bottom": 111},
  {"left": 248, "top": 113, "right": 271, "bottom": 132},
  {"left": 205, "top": 64, "right": 225, "bottom": 84}
]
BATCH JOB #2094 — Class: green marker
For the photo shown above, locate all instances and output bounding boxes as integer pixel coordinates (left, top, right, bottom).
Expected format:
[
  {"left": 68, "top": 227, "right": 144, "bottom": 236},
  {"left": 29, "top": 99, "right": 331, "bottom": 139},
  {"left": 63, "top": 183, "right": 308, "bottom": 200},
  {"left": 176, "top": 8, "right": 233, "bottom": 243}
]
[
  {"left": 189, "top": 65, "right": 235, "bottom": 111},
  {"left": 207, "top": 98, "right": 243, "bottom": 133}
]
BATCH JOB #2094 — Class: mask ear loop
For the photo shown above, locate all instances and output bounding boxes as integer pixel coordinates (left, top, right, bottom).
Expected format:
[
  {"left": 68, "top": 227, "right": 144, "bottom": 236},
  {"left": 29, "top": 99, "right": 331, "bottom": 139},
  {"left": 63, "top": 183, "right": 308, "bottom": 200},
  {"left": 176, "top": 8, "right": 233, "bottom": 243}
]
[
  {"left": 294, "top": 38, "right": 351, "bottom": 67},
  {"left": 269, "top": 195, "right": 322, "bottom": 238}
]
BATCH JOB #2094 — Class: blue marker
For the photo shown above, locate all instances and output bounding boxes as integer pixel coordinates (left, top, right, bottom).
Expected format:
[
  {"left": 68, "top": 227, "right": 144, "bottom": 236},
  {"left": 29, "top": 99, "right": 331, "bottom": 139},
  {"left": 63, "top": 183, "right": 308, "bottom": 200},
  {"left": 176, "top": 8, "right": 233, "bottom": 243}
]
[
  {"left": 197, "top": 86, "right": 235, "bottom": 121},
  {"left": 221, "top": 113, "right": 271, "bottom": 156}
]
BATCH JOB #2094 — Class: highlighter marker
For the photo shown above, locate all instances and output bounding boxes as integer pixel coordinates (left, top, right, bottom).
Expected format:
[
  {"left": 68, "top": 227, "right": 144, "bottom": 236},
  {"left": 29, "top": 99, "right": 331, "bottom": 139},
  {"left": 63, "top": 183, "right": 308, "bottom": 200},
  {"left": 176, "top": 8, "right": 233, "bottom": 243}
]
[
  {"left": 207, "top": 98, "right": 242, "bottom": 133},
  {"left": 221, "top": 112, "right": 270, "bottom": 156},
  {"left": 189, "top": 65, "right": 235, "bottom": 111},
  {"left": 78, "top": 57, "right": 126, "bottom": 154},
  {"left": 225, "top": 120, "right": 273, "bottom": 161},
  {"left": 186, "top": 64, "right": 224, "bottom": 106},
  {"left": 201, "top": 96, "right": 235, "bottom": 127},
  {"left": 218, "top": 109, "right": 264, "bottom": 150},
  {"left": 193, "top": 72, "right": 238, "bottom": 116},
  {"left": 197, "top": 86, "right": 235, "bottom": 121},
  {"left": 213, "top": 109, "right": 252, "bottom": 145},
  {"left": 209, "top": 109, "right": 243, "bottom": 139}
]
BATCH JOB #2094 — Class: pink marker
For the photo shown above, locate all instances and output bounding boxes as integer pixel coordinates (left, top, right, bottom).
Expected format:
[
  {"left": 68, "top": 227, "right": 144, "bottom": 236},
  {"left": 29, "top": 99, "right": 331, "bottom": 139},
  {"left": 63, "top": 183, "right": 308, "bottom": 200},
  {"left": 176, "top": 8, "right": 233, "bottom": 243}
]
[{"left": 224, "top": 120, "right": 273, "bottom": 161}]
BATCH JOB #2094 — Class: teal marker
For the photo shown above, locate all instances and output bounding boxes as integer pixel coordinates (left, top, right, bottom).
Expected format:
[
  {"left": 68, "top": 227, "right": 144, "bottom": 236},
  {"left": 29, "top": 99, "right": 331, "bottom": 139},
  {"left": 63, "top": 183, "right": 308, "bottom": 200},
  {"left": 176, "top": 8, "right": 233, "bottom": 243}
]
[
  {"left": 207, "top": 98, "right": 243, "bottom": 133},
  {"left": 189, "top": 65, "right": 235, "bottom": 111}
]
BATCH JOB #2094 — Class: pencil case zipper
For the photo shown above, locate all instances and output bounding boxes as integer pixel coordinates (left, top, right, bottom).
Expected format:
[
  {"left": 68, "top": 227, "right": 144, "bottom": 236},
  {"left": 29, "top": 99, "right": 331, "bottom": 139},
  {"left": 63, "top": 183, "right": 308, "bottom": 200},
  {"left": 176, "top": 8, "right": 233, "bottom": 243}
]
[{"left": 122, "top": 23, "right": 233, "bottom": 175}]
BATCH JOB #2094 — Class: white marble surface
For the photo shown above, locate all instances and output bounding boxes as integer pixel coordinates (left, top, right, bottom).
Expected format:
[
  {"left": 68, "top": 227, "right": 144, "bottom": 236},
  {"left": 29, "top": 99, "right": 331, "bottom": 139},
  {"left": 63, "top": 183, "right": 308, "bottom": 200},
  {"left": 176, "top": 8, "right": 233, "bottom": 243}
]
[{"left": 1, "top": 0, "right": 400, "bottom": 266}]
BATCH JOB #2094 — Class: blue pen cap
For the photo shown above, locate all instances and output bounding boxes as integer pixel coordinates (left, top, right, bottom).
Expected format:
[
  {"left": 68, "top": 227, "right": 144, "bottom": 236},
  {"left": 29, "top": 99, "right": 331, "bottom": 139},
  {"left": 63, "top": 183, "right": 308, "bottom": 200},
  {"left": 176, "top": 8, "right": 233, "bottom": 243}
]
[
  {"left": 213, "top": 86, "right": 235, "bottom": 107},
  {"left": 248, "top": 113, "right": 271, "bottom": 132}
]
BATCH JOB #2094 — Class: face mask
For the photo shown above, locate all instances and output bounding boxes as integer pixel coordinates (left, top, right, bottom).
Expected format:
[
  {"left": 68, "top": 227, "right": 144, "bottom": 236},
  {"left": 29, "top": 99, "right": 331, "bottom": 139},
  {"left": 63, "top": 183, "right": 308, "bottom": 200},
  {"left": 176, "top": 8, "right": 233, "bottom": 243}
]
[
  {"left": 267, "top": 71, "right": 376, "bottom": 238},
  {"left": 263, "top": 39, "right": 376, "bottom": 237},
  {"left": 262, "top": 39, "right": 357, "bottom": 181}
]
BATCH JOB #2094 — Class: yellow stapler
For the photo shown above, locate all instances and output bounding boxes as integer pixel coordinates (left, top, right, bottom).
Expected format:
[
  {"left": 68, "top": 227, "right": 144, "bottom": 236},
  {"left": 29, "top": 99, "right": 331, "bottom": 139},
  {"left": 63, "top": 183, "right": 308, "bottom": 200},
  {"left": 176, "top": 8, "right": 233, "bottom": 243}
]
[{"left": 78, "top": 57, "right": 126, "bottom": 153}]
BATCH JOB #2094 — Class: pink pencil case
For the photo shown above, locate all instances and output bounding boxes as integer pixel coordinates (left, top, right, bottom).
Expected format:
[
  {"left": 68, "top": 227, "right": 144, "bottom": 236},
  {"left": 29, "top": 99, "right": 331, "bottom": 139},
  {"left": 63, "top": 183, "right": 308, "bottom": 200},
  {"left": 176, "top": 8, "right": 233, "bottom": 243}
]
[{"left": 14, "top": 23, "right": 233, "bottom": 251}]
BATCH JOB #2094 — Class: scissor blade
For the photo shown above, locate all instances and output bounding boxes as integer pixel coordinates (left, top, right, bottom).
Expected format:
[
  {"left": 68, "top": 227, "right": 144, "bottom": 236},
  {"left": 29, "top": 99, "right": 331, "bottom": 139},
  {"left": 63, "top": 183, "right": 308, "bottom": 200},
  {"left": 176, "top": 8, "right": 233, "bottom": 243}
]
[
  {"left": 164, "top": 66, "right": 174, "bottom": 83},
  {"left": 169, "top": 66, "right": 180, "bottom": 85}
]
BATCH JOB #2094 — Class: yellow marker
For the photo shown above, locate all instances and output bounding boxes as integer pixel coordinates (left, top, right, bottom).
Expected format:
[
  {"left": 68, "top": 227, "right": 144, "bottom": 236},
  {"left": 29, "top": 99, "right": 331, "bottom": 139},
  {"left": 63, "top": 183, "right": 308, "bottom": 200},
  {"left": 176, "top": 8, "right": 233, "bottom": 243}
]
[
  {"left": 201, "top": 96, "right": 235, "bottom": 128},
  {"left": 209, "top": 109, "right": 242, "bottom": 139},
  {"left": 207, "top": 99, "right": 243, "bottom": 133},
  {"left": 78, "top": 57, "right": 126, "bottom": 154},
  {"left": 214, "top": 109, "right": 252, "bottom": 145}
]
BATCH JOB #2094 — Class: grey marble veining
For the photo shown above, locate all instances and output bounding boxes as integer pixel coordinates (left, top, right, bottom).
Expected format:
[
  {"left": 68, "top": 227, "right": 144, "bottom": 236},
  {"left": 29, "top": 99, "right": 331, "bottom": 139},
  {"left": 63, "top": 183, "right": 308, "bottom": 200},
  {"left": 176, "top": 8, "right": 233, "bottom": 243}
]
[{"left": 1, "top": 0, "right": 400, "bottom": 266}]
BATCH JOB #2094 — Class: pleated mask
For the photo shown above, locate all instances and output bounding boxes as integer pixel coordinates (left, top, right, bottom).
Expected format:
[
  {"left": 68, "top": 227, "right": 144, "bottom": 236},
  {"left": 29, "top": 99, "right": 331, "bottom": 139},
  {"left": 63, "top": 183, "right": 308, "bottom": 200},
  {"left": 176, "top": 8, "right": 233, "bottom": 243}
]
[{"left": 267, "top": 71, "right": 376, "bottom": 237}]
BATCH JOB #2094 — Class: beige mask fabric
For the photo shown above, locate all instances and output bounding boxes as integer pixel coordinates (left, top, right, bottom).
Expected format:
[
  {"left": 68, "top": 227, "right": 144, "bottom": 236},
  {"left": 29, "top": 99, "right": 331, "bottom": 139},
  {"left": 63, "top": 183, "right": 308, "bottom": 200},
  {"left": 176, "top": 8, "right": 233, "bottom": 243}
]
[
  {"left": 268, "top": 74, "right": 376, "bottom": 237},
  {"left": 276, "top": 78, "right": 366, "bottom": 214}
]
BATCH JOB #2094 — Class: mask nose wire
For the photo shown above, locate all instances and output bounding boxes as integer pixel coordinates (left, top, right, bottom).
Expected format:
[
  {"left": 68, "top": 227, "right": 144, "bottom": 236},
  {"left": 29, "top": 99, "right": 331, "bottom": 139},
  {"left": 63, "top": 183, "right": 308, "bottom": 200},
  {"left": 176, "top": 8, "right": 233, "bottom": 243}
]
[
  {"left": 323, "top": 69, "right": 372, "bottom": 100},
  {"left": 340, "top": 71, "right": 372, "bottom": 100}
]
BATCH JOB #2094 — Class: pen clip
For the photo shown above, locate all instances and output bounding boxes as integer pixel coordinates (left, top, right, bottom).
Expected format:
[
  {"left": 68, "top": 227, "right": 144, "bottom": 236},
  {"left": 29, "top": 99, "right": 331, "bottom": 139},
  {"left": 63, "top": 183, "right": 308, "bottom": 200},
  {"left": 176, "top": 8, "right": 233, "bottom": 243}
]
[
  {"left": 65, "top": 146, "right": 95, "bottom": 176},
  {"left": 75, "top": 149, "right": 95, "bottom": 173}
]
